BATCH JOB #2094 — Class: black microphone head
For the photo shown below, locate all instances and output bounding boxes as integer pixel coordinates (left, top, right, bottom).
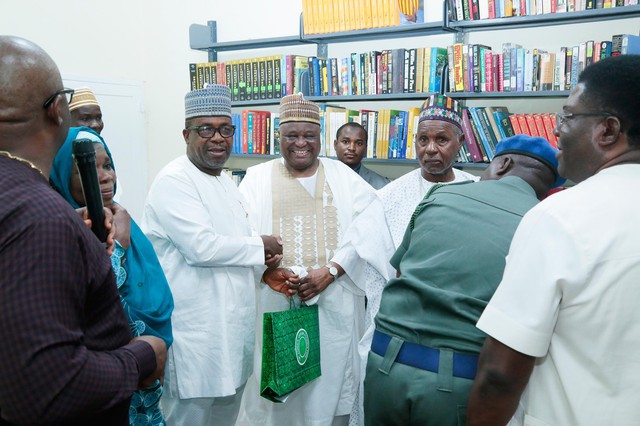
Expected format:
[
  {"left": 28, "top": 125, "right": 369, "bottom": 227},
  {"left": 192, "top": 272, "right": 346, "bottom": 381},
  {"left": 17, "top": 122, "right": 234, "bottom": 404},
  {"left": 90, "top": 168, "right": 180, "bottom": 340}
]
[
  {"left": 71, "top": 137, "right": 107, "bottom": 243},
  {"left": 72, "top": 138, "right": 97, "bottom": 159}
]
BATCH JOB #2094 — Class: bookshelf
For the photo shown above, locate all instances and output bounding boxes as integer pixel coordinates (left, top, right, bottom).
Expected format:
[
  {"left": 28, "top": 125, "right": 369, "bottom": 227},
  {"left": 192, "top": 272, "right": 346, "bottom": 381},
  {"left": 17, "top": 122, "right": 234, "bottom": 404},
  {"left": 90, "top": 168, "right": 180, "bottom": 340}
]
[
  {"left": 447, "top": 4, "right": 640, "bottom": 31},
  {"left": 189, "top": 19, "right": 450, "bottom": 62},
  {"left": 189, "top": 4, "right": 640, "bottom": 178}
]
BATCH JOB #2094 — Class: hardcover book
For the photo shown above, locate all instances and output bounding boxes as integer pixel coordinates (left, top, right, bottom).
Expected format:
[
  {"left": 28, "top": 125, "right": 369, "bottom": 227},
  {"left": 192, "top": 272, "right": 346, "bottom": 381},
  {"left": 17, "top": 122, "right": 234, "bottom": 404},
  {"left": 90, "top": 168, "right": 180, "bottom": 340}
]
[
  {"left": 621, "top": 34, "right": 640, "bottom": 55},
  {"left": 564, "top": 48, "right": 573, "bottom": 91},
  {"left": 392, "top": 48, "right": 406, "bottom": 94},
  {"left": 293, "top": 56, "right": 310, "bottom": 96},
  {"left": 509, "top": 114, "right": 523, "bottom": 135},
  {"left": 539, "top": 52, "right": 556, "bottom": 91},
  {"left": 271, "top": 113, "right": 281, "bottom": 155},
  {"left": 524, "top": 114, "right": 540, "bottom": 137},
  {"left": 231, "top": 61, "right": 240, "bottom": 101},
  {"left": 461, "top": 108, "right": 485, "bottom": 162},
  {"left": 430, "top": 47, "right": 449, "bottom": 93},
  {"left": 453, "top": 43, "right": 464, "bottom": 92},
  {"left": 238, "top": 59, "right": 247, "bottom": 101},
  {"left": 189, "top": 63, "right": 198, "bottom": 91},
  {"left": 350, "top": 53, "right": 359, "bottom": 95},
  {"left": 540, "top": 113, "right": 558, "bottom": 147},
  {"left": 274, "top": 55, "right": 282, "bottom": 98},
  {"left": 494, "top": 111, "right": 515, "bottom": 139},
  {"left": 407, "top": 48, "right": 417, "bottom": 93},
  {"left": 469, "top": 107, "right": 495, "bottom": 160},
  {"left": 259, "top": 59, "right": 267, "bottom": 100},
  {"left": 266, "top": 57, "right": 275, "bottom": 99},
  {"left": 330, "top": 57, "right": 340, "bottom": 96},
  {"left": 485, "top": 106, "right": 510, "bottom": 143},
  {"left": 244, "top": 60, "right": 252, "bottom": 101}
]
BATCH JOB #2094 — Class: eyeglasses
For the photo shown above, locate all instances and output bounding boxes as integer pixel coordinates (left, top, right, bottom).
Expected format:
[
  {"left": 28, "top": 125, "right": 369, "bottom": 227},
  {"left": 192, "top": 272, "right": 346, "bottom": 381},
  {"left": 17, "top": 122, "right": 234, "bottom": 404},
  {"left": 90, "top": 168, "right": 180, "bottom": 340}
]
[
  {"left": 43, "top": 88, "right": 74, "bottom": 109},
  {"left": 554, "top": 111, "right": 613, "bottom": 128},
  {"left": 187, "top": 124, "right": 236, "bottom": 138}
]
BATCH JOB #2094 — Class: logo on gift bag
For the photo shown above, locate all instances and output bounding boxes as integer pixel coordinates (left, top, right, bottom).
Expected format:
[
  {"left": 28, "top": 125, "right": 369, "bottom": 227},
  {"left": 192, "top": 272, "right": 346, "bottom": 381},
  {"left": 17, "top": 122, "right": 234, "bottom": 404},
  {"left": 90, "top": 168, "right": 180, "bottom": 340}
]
[{"left": 295, "top": 328, "right": 310, "bottom": 365}]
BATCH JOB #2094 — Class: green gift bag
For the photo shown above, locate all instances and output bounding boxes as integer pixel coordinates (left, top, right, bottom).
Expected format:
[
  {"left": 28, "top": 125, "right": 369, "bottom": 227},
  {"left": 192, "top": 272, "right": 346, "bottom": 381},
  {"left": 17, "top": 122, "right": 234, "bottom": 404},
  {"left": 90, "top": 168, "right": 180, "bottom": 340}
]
[{"left": 260, "top": 300, "right": 321, "bottom": 402}]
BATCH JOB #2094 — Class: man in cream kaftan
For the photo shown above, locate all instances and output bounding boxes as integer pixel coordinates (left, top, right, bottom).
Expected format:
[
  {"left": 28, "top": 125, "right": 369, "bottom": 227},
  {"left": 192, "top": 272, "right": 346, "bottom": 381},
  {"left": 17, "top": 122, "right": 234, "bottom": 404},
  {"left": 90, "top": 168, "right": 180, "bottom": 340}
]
[{"left": 237, "top": 156, "right": 376, "bottom": 426}]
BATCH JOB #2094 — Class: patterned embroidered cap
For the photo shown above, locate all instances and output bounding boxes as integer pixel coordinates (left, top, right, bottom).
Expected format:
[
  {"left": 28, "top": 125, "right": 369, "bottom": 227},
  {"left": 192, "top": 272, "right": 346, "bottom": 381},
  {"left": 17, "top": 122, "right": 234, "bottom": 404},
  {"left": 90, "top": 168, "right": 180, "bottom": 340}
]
[
  {"left": 69, "top": 87, "right": 100, "bottom": 112},
  {"left": 418, "top": 94, "right": 463, "bottom": 130},
  {"left": 494, "top": 134, "right": 566, "bottom": 188},
  {"left": 279, "top": 93, "right": 320, "bottom": 125},
  {"left": 185, "top": 84, "right": 232, "bottom": 119}
]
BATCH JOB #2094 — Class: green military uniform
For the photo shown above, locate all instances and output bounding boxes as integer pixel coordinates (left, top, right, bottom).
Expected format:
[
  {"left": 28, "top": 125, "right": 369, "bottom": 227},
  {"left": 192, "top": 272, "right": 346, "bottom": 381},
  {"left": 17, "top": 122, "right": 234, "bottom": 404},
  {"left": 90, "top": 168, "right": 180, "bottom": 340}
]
[{"left": 364, "top": 176, "right": 539, "bottom": 426}]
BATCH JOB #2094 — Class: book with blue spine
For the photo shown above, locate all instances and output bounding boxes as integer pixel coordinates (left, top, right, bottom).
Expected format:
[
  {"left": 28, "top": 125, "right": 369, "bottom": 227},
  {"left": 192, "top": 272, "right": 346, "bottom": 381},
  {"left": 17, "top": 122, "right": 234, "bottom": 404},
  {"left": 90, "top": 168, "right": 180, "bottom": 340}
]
[
  {"left": 468, "top": 107, "right": 495, "bottom": 160},
  {"left": 247, "top": 112, "right": 254, "bottom": 154},
  {"left": 429, "top": 47, "right": 448, "bottom": 93},
  {"left": 493, "top": 110, "right": 515, "bottom": 139}
]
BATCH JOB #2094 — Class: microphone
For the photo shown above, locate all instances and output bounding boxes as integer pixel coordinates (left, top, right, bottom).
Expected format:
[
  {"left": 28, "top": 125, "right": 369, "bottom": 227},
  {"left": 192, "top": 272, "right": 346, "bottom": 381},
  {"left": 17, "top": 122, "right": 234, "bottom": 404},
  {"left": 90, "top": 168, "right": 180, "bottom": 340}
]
[{"left": 72, "top": 138, "right": 108, "bottom": 243}]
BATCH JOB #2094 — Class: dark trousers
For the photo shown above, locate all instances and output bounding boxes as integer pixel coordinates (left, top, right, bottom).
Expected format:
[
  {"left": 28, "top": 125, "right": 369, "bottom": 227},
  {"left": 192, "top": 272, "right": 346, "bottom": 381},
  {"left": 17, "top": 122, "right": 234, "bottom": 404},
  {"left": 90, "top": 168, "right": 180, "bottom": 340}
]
[{"left": 363, "top": 351, "right": 474, "bottom": 426}]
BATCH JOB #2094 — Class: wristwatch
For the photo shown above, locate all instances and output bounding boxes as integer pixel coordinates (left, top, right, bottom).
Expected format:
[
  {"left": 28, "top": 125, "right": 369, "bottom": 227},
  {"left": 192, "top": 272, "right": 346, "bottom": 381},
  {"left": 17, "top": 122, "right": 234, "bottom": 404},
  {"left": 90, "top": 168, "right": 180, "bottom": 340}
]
[{"left": 325, "top": 263, "right": 339, "bottom": 282}]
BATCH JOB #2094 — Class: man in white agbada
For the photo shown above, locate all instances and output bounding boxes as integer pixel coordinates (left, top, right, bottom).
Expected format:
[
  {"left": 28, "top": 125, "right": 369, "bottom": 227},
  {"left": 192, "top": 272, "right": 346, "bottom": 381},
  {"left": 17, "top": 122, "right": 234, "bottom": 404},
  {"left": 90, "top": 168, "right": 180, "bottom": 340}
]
[
  {"left": 141, "top": 84, "right": 283, "bottom": 426},
  {"left": 343, "top": 94, "right": 479, "bottom": 426},
  {"left": 236, "top": 93, "right": 377, "bottom": 426}
]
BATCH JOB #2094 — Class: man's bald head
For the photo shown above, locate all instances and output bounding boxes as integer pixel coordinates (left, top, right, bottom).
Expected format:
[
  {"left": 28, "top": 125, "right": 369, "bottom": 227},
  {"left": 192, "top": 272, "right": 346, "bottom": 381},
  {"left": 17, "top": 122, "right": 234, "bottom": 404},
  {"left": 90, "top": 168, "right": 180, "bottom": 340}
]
[{"left": 0, "top": 36, "right": 70, "bottom": 176}]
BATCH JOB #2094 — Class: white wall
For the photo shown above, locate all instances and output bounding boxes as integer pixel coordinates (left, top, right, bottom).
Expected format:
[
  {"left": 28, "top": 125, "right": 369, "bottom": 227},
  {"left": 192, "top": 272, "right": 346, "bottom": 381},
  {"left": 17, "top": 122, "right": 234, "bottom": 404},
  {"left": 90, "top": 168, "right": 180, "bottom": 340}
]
[
  {"left": 0, "top": 0, "right": 302, "bottom": 185},
  {"left": 2, "top": 1, "right": 638, "bottom": 188}
]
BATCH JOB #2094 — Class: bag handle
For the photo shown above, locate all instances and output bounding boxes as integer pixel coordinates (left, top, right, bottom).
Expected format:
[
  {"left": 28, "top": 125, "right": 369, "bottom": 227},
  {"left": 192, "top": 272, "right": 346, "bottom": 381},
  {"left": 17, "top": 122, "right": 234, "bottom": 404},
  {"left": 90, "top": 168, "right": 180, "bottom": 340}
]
[{"left": 289, "top": 298, "right": 310, "bottom": 310}]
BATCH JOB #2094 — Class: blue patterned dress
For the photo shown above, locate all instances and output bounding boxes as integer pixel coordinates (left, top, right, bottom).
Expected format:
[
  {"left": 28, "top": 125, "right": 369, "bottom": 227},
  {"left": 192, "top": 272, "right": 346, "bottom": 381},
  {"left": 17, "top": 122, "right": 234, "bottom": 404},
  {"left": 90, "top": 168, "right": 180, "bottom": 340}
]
[
  {"left": 50, "top": 127, "right": 174, "bottom": 426},
  {"left": 111, "top": 243, "right": 166, "bottom": 426}
]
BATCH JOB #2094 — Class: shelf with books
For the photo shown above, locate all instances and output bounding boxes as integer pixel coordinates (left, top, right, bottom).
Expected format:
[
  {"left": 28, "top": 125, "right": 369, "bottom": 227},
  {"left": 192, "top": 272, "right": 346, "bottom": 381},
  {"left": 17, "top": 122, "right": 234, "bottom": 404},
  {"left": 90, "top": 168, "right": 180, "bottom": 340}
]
[
  {"left": 229, "top": 153, "right": 482, "bottom": 168},
  {"left": 190, "top": 19, "right": 450, "bottom": 61},
  {"left": 447, "top": 90, "right": 571, "bottom": 98},
  {"left": 230, "top": 92, "right": 441, "bottom": 108},
  {"left": 365, "top": 157, "right": 487, "bottom": 170},
  {"left": 191, "top": 3, "right": 638, "bottom": 182},
  {"left": 226, "top": 155, "right": 484, "bottom": 182},
  {"left": 302, "top": 21, "right": 451, "bottom": 44},
  {"left": 447, "top": 4, "right": 640, "bottom": 31}
]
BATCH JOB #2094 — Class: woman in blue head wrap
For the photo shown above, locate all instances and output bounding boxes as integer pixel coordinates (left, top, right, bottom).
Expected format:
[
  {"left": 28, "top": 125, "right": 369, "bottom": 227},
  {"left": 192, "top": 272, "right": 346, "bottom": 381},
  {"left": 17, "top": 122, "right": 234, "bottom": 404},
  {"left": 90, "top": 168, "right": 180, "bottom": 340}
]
[{"left": 51, "top": 127, "right": 174, "bottom": 426}]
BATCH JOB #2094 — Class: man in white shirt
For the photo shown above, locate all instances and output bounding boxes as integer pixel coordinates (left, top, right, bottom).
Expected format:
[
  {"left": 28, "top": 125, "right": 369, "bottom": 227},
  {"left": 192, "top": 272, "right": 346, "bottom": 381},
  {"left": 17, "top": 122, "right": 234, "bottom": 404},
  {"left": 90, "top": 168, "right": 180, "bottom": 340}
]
[
  {"left": 467, "top": 55, "right": 640, "bottom": 426},
  {"left": 142, "top": 84, "right": 282, "bottom": 426}
]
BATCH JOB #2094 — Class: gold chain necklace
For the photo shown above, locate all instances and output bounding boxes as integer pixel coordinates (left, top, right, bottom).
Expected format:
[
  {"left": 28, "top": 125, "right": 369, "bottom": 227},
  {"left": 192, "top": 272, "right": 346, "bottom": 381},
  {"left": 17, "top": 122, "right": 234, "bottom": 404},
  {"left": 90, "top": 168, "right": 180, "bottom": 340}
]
[{"left": 0, "top": 150, "right": 45, "bottom": 177}]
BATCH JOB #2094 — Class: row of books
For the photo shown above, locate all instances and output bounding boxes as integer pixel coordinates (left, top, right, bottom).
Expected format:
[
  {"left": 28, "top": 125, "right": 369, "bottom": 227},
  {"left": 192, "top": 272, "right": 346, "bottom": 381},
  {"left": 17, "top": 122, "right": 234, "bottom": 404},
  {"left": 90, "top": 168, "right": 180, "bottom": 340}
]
[
  {"left": 189, "top": 46, "right": 448, "bottom": 99},
  {"left": 301, "top": 0, "right": 403, "bottom": 34},
  {"left": 229, "top": 106, "right": 421, "bottom": 160},
  {"left": 450, "top": 0, "right": 637, "bottom": 21},
  {"left": 447, "top": 34, "right": 640, "bottom": 93},
  {"left": 302, "top": 47, "right": 448, "bottom": 97},
  {"left": 321, "top": 105, "right": 422, "bottom": 159},
  {"left": 229, "top": 104, "right": 565, "bottom": 167},
  {"left": 189, "top": 56, "right": 283, "bottom": 101},
  {"left": 459, "top": 106, "right": 559, "bottom": 163},
  {"left": 222, "top": 168, "right": 247, "bottom": 185},
  {"left": 230, "top": 111, "right": 280, "bottom": 155}
]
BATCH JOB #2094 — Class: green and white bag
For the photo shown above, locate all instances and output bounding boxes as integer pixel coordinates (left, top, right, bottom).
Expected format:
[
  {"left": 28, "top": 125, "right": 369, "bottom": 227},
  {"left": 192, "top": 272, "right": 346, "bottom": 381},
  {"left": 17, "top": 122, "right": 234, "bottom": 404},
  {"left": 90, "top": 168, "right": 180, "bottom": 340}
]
[{"left": 260, "top": 300, "right": 321, "bottom": 402}]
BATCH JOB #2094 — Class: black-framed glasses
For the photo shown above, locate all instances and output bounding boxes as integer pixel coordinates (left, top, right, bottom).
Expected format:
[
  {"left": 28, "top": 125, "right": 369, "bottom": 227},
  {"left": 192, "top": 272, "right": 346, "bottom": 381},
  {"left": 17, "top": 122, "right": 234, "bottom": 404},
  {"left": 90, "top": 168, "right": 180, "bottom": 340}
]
[
  {"left": 43, "top": 88, "right": 74, "bottom": 109},
  {"left": 554, "top": 111, "right": 613, "bottom": 128},
  {"left": 187, "top": 124, "right": 236, "bottom": 138}
]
